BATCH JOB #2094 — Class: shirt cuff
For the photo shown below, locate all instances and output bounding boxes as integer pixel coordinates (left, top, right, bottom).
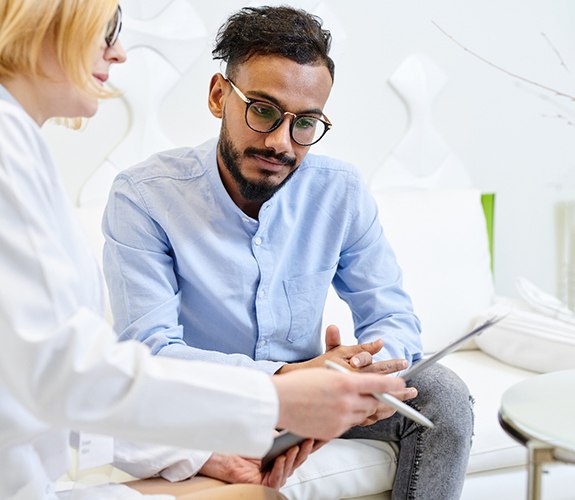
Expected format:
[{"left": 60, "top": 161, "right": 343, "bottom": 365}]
[
  {"left": 159, "top": 450, "right": 213, "bottom": 482},
  {"left": 114, "top": 440, "right": 213, "bottom": 481}
]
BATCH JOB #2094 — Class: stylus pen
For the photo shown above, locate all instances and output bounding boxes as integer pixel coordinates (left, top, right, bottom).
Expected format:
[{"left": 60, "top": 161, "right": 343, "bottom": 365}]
[{"left": 324, "top": 359, "right": 434, "bottom": 428}]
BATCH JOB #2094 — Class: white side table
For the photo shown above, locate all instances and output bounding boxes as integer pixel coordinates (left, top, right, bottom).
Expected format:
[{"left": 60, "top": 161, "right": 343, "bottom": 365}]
[{"left": 499, "top": 369, "right": 575, "bottom": 500}]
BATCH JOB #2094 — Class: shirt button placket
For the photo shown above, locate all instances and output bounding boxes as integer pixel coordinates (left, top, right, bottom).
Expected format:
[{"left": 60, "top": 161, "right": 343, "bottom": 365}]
[{"left": 252, "top": 232, "right": 267, "bottom": 359}]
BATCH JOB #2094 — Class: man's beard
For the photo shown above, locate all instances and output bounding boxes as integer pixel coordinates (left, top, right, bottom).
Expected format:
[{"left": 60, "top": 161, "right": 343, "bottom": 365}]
[{"left": 218, "top": 122, "right": 297, "bottom": 202}]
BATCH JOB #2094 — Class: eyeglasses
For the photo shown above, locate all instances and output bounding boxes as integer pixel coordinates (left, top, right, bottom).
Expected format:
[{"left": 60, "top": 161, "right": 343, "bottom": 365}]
[
  {"left": 105, "top": 5, "right": 122, "bottom": 47},
  {"left": 226, "top": 79, "right": 332, "bottom": 146}
]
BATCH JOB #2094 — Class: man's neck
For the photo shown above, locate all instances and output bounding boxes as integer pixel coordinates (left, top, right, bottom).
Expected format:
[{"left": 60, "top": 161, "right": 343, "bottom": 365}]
[{"left": 238, "top": 200, "right": 263, "bottom": 220}]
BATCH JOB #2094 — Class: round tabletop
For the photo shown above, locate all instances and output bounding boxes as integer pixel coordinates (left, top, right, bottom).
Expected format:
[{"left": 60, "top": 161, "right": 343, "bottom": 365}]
[{"left": 499, "top": 369, "right": 575, "bottom": 458}]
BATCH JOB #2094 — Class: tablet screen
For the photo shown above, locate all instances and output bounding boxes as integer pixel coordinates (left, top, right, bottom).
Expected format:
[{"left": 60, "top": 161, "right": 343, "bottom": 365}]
[{"left": 401, "top": 315, "right": 504, "bottom": 381}]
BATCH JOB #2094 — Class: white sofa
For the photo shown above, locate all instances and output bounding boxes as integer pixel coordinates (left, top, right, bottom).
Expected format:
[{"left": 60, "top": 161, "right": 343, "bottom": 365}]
[
  {"left": 280, "top": 188, "right": 575, "bottom": 500},
  {"left": 75, "top": 188, "right": 575, "bottom": 500}
]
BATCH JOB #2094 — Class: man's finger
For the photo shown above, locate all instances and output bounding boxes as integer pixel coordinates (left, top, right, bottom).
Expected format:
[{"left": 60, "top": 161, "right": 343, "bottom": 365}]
[
  {"left": 325, "top": 324, "right": 341, "bottom": 351},
  {"left": 343, "top": 338, "right": 386, "bottom": 358},
  {"left": 354, "top": 372, "right": 406, "bottom": 395},
  {"left": 349, "top": 350, "right": 373, "bottom": 368},
  {"left": 348, "top": 339, "right": 384, "bottom": 368},
  {"left": 359, "top": 358, "right": 408, "bottom": 374},
  {"left": 358, "top": 338, "right": 384, "bottom": 355}
]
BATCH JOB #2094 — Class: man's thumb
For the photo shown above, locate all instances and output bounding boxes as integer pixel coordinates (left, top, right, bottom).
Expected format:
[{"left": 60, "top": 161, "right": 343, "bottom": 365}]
[{"left": 325, "top": 324, "right": 341, "bottom": 351}]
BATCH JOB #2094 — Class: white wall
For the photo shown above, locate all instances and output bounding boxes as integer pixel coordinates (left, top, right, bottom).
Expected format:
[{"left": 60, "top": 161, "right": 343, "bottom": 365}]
[{"left": 42, "top": 0, "right": 575, "bottom": 301}]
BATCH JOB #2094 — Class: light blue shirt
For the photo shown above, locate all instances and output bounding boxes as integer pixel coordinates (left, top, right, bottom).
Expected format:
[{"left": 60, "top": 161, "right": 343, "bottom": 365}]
[{"left": 103, "top": 138, "right": 422, "bottom": 375}]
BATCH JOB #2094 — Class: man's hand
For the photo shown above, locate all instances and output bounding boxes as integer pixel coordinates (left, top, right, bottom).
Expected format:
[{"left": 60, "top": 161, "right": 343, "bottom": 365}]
[
  {"left": 277, "top": 324, "right": 408, "bottom": 376},
  {"left": 277, "top": 325, "right": 385, "bottom": 374},
  {"left": 277, "top": 324, "right": 417, "bottom": 426},
  {"left": 198, "top": 440, "right": 314, "bottom": 489},
  {"left": 325, "top": 325, "right": 419, "bottom": 425}
]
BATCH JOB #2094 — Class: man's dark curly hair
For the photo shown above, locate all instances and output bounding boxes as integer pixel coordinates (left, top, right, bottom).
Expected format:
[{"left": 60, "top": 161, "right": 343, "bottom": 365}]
[{"left": 212, "top": 5, "right": 335, "bottom": 81}]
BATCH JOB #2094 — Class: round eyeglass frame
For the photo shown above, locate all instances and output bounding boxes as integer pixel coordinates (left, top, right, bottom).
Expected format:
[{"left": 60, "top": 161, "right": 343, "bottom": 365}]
[
  {"left": 105, "top": 5, "right": 123, "bottom": 48},
  {"left": 226, "top": 78, "right": 332, "bottom": 146}
]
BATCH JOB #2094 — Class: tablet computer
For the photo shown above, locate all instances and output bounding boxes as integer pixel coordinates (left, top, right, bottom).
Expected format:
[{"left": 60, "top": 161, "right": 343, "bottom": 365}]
[
  {"left": 260, "top": 430, "right": 306, "bottom": 471},
  {"left": 261, "top": 315, "right": 504, "bottom": 470},
  {"left": 400, "top": 315, "right": 504, "bottom": 381}
]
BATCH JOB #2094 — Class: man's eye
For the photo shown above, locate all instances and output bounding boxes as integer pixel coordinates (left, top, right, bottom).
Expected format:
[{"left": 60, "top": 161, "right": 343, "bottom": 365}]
[
  {"left": 251, "top": 104, "right": 278, "bottom": 120},
  {"left": 295, "top": 117, "right": 318, "bottom": 130}
]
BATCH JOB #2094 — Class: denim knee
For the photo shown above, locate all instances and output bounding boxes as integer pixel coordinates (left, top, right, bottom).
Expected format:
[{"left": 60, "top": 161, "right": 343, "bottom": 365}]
[{"left": 408, "top": 363, "right": 474, "bottom": 440}]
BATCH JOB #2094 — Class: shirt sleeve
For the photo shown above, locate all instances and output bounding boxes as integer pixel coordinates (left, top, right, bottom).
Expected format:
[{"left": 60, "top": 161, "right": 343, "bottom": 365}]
[
  {"left": 0, "top": 108, "right": 278, "bottom": 457},
  {"left": 102, "top": 174, "right": 284, "bottom": 375},
  {"left": 333, "top": 174, "right": 423, "bottom": 365}
]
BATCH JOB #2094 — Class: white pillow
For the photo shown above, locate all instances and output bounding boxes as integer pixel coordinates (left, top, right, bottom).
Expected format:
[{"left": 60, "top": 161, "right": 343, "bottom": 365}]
[
  {"left": 475, "top": 297, "right": 575, "bottom": 373},
  {"left": 374, "top": 189, "right": 494, "bottom": 353}
]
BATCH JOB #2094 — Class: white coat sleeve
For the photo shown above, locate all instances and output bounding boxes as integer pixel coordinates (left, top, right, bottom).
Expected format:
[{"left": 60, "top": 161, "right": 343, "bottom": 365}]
[
  {"left": 113, "top": 440, "right": 212, "bottom": 482},
  {"left": 0, "top": 105, "right": 277, "bottom": 458}
]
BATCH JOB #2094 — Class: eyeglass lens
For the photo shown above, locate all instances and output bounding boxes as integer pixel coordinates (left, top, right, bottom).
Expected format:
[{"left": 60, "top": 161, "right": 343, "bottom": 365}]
[
  {"left": 105, "top": 6, "right": 122, "bottom": 47},
  {"left": 246, "top": 102, "right": 326, "bottom": 146}
]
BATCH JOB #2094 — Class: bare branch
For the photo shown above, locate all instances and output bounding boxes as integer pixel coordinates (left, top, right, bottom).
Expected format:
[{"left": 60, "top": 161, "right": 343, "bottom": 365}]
[
  {"left": 513, "top": 81, "right": 575, "bottom": 118},
  {"left": 432, "top": 21, "right": 575, "bottom": 102},
  {"left": 541, "top": 113, "right": 575, "bottom": 127},
  {"left": 540, "top": 32, "right": 569, "bottom": 73}
]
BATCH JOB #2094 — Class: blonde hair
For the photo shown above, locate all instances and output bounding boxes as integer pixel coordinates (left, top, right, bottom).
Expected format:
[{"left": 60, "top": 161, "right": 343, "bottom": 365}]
[{"left": 0, "top": 0, "right": 118, "bottom": 99}]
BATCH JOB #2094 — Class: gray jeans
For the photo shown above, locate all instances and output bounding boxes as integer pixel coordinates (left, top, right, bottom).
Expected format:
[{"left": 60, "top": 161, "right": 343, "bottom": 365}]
[{"left": 342, "top": 363, "right": 474, "bottom": 500}]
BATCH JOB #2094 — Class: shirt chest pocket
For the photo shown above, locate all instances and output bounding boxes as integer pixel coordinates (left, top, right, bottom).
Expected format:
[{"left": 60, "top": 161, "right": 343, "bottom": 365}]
[{"left": 283, "top": 266, "right": 336, "bottom": 342}]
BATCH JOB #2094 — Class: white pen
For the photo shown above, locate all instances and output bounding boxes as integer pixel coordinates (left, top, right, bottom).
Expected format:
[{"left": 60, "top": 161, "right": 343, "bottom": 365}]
[{"left": 324, "top": 359, "right": 434, "bottom": 428}]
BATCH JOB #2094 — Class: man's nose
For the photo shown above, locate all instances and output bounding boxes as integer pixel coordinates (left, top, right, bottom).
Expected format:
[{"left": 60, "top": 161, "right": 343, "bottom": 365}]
[{"left": 263, "top": 115, "right": 294, "bottom": 154}]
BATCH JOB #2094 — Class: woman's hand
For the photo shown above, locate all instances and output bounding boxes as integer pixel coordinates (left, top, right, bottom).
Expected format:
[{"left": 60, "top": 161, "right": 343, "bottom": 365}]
[{"left": 199, "top": 439, "right": 315, "bottom": 489}]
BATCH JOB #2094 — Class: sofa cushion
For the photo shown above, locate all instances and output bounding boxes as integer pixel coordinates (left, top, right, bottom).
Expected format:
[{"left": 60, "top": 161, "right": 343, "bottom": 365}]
[
  {"left": 439, "top": 350, "right": 535, "bottom": 473},
  {"left": 373, "top": 189, "right": 494, "bottom": 353},
  {"left": 281, "top": 439, "right": 396, "bottom": 500}
]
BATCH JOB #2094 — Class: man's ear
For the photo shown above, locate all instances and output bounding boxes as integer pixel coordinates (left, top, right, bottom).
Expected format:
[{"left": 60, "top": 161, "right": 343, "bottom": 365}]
[{"left": 208, "top": 73, "right": 227, "bottom": 118}]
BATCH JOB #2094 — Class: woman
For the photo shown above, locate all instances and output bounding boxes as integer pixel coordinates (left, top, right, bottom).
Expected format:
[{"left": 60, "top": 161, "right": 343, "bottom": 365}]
[{"left": 0, "top": 1, "right": 404, "bottom": 498}]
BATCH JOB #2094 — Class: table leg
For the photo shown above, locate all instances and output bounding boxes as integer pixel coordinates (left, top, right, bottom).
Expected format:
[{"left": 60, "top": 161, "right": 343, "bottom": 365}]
[{"left": 527, "top": 442, "right": 554, "bottom": 500}]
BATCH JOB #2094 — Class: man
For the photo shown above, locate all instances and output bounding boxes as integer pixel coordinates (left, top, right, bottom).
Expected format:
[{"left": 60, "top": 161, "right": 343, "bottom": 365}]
[{"left": 103, "top": 6, "right": 473, "bottom": 499}]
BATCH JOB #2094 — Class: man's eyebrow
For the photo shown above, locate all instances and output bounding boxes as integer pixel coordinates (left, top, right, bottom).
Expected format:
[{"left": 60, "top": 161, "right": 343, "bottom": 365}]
[{"left": 247, "top": 89, "right": 325, "bottom": 116}]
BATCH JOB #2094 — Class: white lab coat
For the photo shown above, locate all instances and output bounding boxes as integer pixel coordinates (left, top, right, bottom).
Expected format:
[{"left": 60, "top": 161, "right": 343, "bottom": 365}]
[{"left": 0, "top": 91, "right": 278, "bottom": 499}]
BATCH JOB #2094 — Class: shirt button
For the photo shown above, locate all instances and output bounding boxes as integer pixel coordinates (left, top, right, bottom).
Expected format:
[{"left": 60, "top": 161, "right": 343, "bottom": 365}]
[
  {"left": 260, "top": 339, "right": 267, "bottom": 346},
  {"left": 258, "top": 290, "right": 266, "bottom": 299},
  {"left": 254, "top": 236, "right": 262, "bottom": 246}
]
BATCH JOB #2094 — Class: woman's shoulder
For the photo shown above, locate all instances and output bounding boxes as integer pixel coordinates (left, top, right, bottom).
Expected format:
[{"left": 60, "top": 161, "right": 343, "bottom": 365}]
[{"left": 0, "top": 100, "right": 41, "bottom": 149}]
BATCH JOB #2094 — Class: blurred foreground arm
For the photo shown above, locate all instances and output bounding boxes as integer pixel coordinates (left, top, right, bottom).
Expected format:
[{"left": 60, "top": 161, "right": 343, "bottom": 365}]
[{"left": 273, "top": 368, "right": 405, "bottom": 440}]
